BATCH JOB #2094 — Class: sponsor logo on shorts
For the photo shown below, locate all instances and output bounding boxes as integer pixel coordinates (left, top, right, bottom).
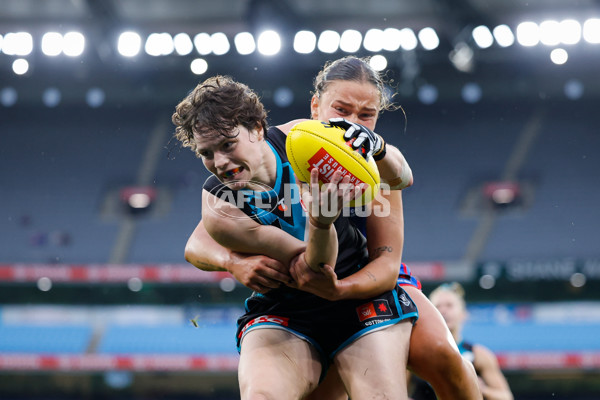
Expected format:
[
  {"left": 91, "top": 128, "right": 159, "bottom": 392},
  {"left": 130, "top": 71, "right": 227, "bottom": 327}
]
[
  {"left": 356, "top": 299, "right": 393, "bottom": 322},
  {"left": 308, "top": 148, "right": 366, "bottom": 188},
  {"left": 238, "top": 315, "right": 290, "bottom": 338},
  {"left": 364, "top": 318, "right": 391, "bottom": 326},
  {"left": 399, "top": 293, "right": 412, "bottom": 307}
]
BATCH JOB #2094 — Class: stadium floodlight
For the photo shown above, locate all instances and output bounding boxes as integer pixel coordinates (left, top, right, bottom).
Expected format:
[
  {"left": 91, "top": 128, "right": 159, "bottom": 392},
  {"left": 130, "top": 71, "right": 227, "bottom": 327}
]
[
  {"left": 516, "top": 21, "right": 540, "bottom": 47},
  {"left": 382, "top": 28, "right": 402, "bottom": 51},
  {"left": 234, "top": 32, "right": 256, "bottom": 55},
  {"left": 190, "top": 58, "right": 208, "bottom": 75},
  {"left": 145, "top": 33, "right": 161, "bottom": 56},
  {"left": 399, "top": 28, "right": 418, "bottom": 51},
  {"left": 583, "top": 18, "right": 600, "bottom": 43},
  {"left": 449, "top": 42, "right": 474, "bottom": 72},
  {"left": 317, "top": 30, "right": 340, "bottom": 54},
  {"left": 3, "top": 32, "right": 33, "bottom": 56},
  {"left": 417, "top": 83, "right": 438, "bottom": 104},
  {"left": 128, "top": 277, "right": 143, "bottom": 292},
  {"left": 294, "top": 30, "right": 316, "bottom": 54},
  {"left": 0, "top": 87, "right": 18, "bottom": 107},
  {"left": 42, "top": 88, "right": 61, "bottom": 108},
  {"left": 173, "top": 33, "right": 194, "bottom": 55},
  {"left": 564, "top": 79, "right": 584, "bottom": 100},
  {"left": 12, "top": 58, "right": 29, "bottom": 75},
  {"left": 118, "top": 31, "right": 142, "bottom": 57},
  {"left": 257, "top": 30, "right": 281, "bottom": 56},
  {"left": 461, "top": 82, "right": 482, "bottom": 103},
  {"left": 418, "top": 27, "right": 439, "bottom": 50},
  {"left": 539, "top": 20, "right": 561, "bottom": 46},
  {"left": 570, "top": 272, "right": 587, "bottom": 288},
  {"left": 162, "top": 33, "right": 175, "bottom": 55},
  {"left": 41, "top": 32, "right": 63, "bottom": 56},
  {"left": 369, "top": 55, "right": 387, "bottom": 71},
  {"left": 86, "top": 87, "right": 105, "bottom": 108},
  {"left": 560, "top": 19, "right": 582, "bottom": 45},
  {"left": 194, "top": 33, "right": 212, "bottom": 55},
  {"left": 128, "top": 194, "right": 151, "bottom": 209},
  {"left": 550, "top": 48, "right": 568, "bottom": 64},
  {"left": 363, "top": 29, "right": 384, "bottom": 52},
  {"left": 493, "top": 25, "right": 515, "bottom": 47},
  {"left": 273, "top": 86, "right": 294, "bottom": 108},
  {"left": 145, "top": 33, "right": 174, "bottom": 56},
  {"left": 120, "top": 186, "right": 156, "bottom": 216},
  {"left": 37, "top": 277, "right": 52, "bottom": 292},
  {"left": 472, "top": 25, "right": 494, "bottom": 49},
  {"left": 219, "top": 277, "right": 237, "bottom": 292},
  {"left": 211, "top": 32, "right": 230, "bottom": 55},
  {"left": 479, "top": 275, "right": 496, "bottom": 289},
  {"left": 63, "top": 31, "right": 85, "bottom": 57},
  {"left": 339, "top": 29, "right": 362, "bottom": 53}
]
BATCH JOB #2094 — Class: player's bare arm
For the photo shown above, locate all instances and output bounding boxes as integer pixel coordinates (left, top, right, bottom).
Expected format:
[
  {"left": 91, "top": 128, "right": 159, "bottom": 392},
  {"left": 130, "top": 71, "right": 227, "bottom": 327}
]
[
  {"left": 202, "top": 189, "right": 305, "bottom": 267},
  {"left": 290, "top": 190, "right": 403, "bottom": 301},
  {"left": 474, "top": 345, "right": 514, "bottom": 400}
]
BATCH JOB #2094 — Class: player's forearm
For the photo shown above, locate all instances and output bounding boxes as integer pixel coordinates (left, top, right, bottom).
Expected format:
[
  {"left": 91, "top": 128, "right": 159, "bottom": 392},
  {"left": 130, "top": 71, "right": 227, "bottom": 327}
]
[
  {"left": 480, "top": 385, "right": 513, "bottom": 400},
  {"left": 335, "top": 191, "right": 404, "bottom": 299},
  {"left": 202, "top": 191, "right": 305, "bottom": 266},
  {"left": 184, "top": 221, "right": 232, "bottom": 272},
  {"left": 304, "top": 217, "right": 339, "bottom": 272},
  {"left": 376, "top": 144, "right": 413, "bottom": 190},
  {"left": 336, "top": 255, "right": 398, "bottom": 299}
]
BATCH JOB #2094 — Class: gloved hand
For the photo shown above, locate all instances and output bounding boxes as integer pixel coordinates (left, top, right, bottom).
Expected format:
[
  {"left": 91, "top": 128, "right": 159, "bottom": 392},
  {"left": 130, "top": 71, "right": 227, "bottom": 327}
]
[{"left": 329, "top": 117, "right": 386, "bottom": 160}]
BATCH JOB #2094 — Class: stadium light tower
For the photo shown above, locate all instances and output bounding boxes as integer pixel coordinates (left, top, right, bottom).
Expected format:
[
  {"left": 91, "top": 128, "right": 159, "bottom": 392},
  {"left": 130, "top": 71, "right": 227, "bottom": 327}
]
[
  {"left": 257, "top": 30, "right": 281, "bottom": 56},
  {"left": 294, "top": 31, "right": 316, "bottom": 54},
  {"left": 118, "top": 32, "right": 142, "bottom": 57}
]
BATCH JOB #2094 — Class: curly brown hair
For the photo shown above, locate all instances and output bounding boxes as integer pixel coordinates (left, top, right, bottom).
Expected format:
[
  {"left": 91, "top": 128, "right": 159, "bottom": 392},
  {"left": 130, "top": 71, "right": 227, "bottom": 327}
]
[{"left": 171, "top": 75, "right": 268, "bottom": 156}]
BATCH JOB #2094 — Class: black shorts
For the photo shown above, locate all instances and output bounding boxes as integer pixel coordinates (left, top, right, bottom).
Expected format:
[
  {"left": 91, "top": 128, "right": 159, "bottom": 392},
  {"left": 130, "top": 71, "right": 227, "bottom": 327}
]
[{"left": 236, "top": 285, "right": 418, "bottom": 363}]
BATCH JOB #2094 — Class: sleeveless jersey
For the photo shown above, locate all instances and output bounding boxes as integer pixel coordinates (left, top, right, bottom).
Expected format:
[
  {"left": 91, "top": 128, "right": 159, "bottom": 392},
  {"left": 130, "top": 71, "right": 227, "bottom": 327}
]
[
  {"left": 458, "top": 339, "right": 475, "bottom": 364},
  {"left": 203, "top": 126, "right": 370, "bottom": 292},
  {"left": 203, "top": 126, "right": 418, "bottom": 363}
]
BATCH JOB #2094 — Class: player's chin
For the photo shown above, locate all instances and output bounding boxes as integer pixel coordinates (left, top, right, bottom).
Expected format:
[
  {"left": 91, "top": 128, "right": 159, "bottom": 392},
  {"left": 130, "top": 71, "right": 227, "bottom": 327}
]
[{"left": 223, "top": 180, "right": 248, "bottom": 190}]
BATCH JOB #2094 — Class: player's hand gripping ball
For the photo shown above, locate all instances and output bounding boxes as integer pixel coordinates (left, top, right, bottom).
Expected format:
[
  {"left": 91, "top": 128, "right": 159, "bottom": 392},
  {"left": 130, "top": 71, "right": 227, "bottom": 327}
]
[{"left": 286, "top": 120, "right": 380, "bottom": 206}]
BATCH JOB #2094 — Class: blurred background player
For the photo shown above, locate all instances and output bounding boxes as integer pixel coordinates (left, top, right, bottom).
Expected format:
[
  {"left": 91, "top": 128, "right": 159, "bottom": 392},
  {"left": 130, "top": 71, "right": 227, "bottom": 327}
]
[{"left": 409, "top": 282, "right": 513, "bottom": 400}]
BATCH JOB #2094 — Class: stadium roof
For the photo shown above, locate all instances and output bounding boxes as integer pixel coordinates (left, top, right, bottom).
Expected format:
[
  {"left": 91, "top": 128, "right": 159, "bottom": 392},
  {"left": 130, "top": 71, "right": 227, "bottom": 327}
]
[{"left": 1, "top": 0, "right": 599, "bottom": 106}]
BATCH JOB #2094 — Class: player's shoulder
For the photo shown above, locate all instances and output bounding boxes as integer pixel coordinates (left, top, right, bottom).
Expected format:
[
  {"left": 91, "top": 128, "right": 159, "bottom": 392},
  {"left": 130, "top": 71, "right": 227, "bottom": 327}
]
[
  {"left": 275, "top": 119, "right": 309, "bottom": 135},
  {"left": 473, "top": 343, "right": 500, "bottom": 368}
]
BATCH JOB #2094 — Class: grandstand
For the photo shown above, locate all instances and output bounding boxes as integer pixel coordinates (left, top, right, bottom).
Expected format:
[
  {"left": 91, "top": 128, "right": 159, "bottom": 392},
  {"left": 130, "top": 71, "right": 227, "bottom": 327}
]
[{"left": 1, "top": 0, "right": 600, "bottom": 399}]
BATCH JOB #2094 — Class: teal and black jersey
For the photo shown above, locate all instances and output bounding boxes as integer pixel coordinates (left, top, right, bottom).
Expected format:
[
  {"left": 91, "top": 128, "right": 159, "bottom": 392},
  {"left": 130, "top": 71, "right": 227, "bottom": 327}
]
[
  {"left": 203, "top": 126, "right": 370, "bottom": 282},
  {"left": 458, "top": 339, "right": 475, "bottom": 364},
  {"left": 203, "top": 126, "right": 418, "bottom": 364}
]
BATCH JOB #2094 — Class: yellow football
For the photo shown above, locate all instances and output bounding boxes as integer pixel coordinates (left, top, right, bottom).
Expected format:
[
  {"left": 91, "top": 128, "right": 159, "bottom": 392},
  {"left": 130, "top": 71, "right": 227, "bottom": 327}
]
[{"left": 286, "top": 120, "right": 380, "bottom": 206}]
